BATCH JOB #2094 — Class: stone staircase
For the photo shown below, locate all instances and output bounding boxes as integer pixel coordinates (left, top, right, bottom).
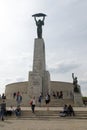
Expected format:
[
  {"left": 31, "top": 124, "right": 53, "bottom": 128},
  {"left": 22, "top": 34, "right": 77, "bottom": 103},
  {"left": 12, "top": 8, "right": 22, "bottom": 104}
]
[
  {"left": 6, "top": 98, "right": 74, "bottom": 107},
  {"left": 6, "top": 108, "right": 87, "bottom": 120},
  {"left": 49, "top": 98, "right": 74, "bottom": 106}
]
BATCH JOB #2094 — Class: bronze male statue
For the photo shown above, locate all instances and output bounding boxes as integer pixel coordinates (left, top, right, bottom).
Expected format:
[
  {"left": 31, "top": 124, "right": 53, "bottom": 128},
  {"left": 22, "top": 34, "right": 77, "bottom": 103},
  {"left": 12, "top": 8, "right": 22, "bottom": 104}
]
[{"left": 72, "top": 73, "right": 80, "bottom": 93}]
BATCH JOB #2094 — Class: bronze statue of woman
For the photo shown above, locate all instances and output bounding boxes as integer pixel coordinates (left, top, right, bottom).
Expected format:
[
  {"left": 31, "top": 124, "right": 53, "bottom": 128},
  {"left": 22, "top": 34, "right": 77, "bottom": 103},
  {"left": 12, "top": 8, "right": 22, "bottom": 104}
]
[
  {"left": 32, "top": 13, "right": 46, "bottom": 38},
  {"left": 34, "top": 16, "right": 45, "bottom": 38}
]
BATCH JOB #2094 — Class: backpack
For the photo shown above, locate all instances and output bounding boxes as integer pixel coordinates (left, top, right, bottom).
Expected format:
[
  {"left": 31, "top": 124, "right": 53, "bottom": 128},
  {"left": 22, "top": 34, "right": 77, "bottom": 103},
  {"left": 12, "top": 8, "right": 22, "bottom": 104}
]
[{"left": 30, "top": 100, "right": 33, "bottom": 105}]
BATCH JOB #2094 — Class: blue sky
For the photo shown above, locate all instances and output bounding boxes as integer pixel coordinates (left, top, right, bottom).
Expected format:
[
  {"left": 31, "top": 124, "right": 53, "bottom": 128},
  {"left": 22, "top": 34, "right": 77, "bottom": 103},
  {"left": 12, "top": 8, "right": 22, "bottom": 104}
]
[{"left": 0, "top": 0, "right": 87, "bottom": 96}]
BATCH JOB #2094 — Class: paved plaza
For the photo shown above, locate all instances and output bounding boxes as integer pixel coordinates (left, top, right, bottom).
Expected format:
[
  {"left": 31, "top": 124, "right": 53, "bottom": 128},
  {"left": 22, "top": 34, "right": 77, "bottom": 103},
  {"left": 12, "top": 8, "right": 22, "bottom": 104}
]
[{"left": 0, "top": 118, "right": 87, "bottom": 130}]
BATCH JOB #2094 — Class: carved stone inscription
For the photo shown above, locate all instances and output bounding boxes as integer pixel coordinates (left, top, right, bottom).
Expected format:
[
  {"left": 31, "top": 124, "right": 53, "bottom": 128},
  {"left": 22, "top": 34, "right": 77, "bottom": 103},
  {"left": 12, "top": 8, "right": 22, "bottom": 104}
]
[{"left": 29, "top": 72, "right": 42, "bottom": 97}]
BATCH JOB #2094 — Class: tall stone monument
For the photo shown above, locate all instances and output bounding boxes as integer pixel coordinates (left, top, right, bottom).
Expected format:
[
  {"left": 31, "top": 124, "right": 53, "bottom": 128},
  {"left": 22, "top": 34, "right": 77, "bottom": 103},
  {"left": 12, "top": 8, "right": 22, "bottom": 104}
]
[
  {"left": 5, "top": 13, "right": 83, "bottom": 107},
  {"left": 28, "top": 13, "right": 50, "bottom": 98}
]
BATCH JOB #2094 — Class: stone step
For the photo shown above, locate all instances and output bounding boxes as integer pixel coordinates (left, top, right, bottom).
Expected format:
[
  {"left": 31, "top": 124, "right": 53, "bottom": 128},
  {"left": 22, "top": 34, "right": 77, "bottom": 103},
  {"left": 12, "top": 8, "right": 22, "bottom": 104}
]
[
  {"left": 5, "top": 110, "right": 87, "bottom": 120},
  {"left": 5, "top": 98, "right": 74, "bottom": 107},
  {"left": 22, "top": 110, "right": 87, "bottom": 116}
]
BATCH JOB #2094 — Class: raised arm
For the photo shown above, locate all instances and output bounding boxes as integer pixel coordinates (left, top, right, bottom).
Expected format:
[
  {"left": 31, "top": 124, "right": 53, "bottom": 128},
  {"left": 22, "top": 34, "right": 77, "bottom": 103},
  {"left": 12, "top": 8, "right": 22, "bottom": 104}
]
[
  {"left": 34, "top": 16, "right": 37, "bottom": 22},
  {"left": 43, "top": 16, "right": 45, "bottom": 22},
  {"left": 72, "top": 73, "right": 74, "bottom": 80}
]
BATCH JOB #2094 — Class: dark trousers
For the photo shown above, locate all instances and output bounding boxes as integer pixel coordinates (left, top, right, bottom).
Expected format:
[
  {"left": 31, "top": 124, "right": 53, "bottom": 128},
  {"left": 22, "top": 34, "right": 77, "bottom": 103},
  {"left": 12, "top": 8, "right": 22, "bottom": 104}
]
[
  {"left": 6, "top": 110, "right": 12, "bottom": 116},
  {"left": 0, "top": 109, "right": 5, "bottom": 121},
  {"left": 31, "top": 105, "right": 35, "bottom": 113}
]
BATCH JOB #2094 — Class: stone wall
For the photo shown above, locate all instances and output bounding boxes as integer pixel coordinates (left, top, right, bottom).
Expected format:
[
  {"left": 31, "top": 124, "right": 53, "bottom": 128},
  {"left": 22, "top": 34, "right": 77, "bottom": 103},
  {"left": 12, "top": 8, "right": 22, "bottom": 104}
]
[
  {"left": 50, "top": 81, "right": 74, "bottom": 99},
  {"left": 5, "top": 82, "right": 28, "bottom": 99},
  {"left": 5, "top": 80, "right": 74, "bottom": 99}
]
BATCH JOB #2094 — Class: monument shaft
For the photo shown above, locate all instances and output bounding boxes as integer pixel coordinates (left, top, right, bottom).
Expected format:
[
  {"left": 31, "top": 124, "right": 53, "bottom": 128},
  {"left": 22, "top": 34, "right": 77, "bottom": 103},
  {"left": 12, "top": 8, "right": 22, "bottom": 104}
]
[
  {"left": 33, "top": 39, "right": 46, "bottom": 74},
  {"left": 28, "top": 38, "right": 50, "bottom": 98}
]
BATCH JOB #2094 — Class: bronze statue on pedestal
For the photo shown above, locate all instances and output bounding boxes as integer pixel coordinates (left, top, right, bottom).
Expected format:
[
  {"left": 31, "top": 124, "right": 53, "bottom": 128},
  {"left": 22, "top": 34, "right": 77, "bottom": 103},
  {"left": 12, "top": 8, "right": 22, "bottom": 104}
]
[
  {"left": 72, "top": 73, "right": 80, "bottom": 93},
  {"left": 32, "top": 13, "right": 47, "bottom": 38}
]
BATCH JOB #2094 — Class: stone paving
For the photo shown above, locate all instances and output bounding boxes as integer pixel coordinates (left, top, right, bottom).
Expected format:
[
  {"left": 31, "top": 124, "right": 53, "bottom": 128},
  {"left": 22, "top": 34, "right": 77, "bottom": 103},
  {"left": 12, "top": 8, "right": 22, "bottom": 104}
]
[{"left": 0, "top": 119, "right": 87, "bottom": 130}]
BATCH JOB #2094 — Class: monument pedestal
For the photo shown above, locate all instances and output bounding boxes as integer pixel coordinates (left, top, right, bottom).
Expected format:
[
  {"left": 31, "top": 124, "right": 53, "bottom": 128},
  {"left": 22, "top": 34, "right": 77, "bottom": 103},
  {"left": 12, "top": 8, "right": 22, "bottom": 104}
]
[
  {"left": 74, "top": 92, "right": 83, "bottom": 106},
  {"left": 42, "top": 71, "right": 50, "bottom": 96},
  {"left": 28, "top": 72, "right": 42, "bottom": 98}
]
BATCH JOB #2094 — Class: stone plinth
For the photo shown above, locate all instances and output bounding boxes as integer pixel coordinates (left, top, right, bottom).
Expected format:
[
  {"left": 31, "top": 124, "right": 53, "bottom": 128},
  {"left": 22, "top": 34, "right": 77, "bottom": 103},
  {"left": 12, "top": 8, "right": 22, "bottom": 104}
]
[
  {"left": 74, "top": 92, "right": 83, "bottom": 106},
  {"left": 28, "top": 72, "right": 42, "bottom": 98}
]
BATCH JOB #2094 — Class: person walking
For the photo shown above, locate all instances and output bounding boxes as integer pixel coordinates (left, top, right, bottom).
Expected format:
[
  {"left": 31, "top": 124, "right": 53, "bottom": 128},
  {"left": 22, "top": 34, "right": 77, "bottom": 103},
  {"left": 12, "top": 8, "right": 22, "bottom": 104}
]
[
  {"left": 30, "top": 96, "right": 36, "bottom": 113},
  {"left": 45, "top": 93, "right": 50, "bottom": 110},
  {"left": 0, "top": 100, "right": 6, "bottom": 121},
  {"left": 38, "top": 93, "right": 42, "bottom": 107}
]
